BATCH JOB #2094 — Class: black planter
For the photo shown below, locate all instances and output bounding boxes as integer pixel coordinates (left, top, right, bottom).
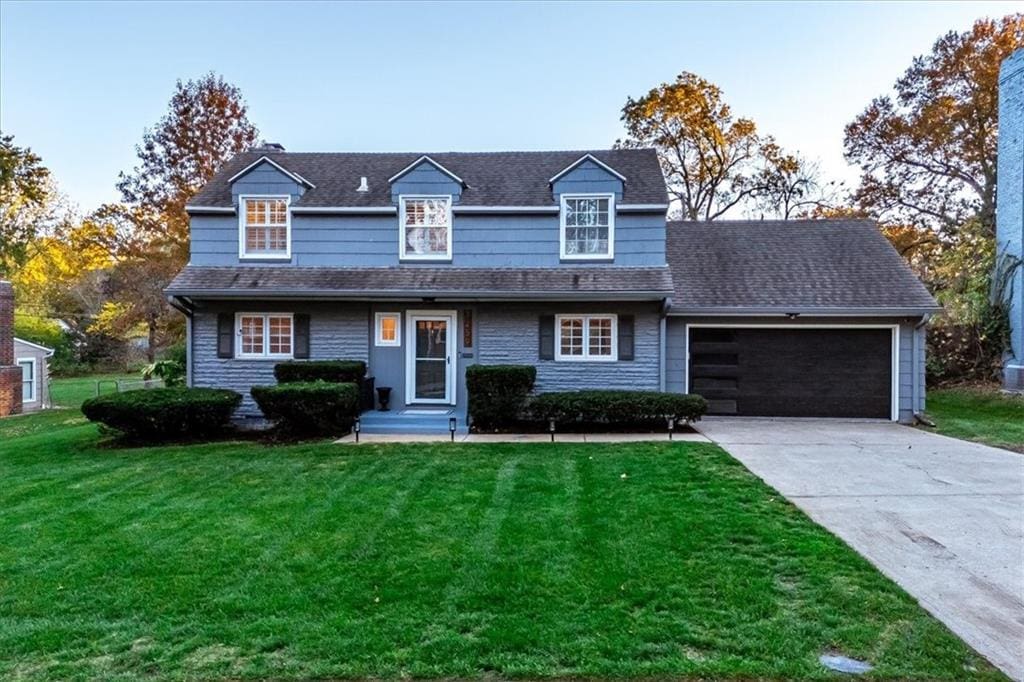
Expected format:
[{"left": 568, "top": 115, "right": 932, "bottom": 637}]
[{"left": 376, "top": 386, "right": 392, "bottom": 411}]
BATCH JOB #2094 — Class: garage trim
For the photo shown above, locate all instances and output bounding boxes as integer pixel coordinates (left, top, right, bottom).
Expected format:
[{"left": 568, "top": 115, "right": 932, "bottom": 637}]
[{"left": 683, "top": 323, "right": 900, "bottom": 422}]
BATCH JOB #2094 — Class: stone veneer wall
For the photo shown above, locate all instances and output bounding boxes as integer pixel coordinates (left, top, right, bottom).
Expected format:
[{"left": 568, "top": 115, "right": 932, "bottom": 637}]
[
  {"left": 998, "top": 49, "right": 1024, "bottom": 391},
  {"left": 0, "top": 280, "right": 23, "bottom": 416}
]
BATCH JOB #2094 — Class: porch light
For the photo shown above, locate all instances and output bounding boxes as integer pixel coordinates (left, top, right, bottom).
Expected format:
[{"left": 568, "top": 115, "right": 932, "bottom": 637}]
[
  {"left": 666, "top": 416, "right": 675, "bottom": 441},
  {"left": 449, "top": 417, "right": 457, "bottom": 442},
  {"left": 549, "top": 418, "right": 556, "bottom": 442},
  {"left": 354, "top": 416, "right": 361, "bottom": 443}
]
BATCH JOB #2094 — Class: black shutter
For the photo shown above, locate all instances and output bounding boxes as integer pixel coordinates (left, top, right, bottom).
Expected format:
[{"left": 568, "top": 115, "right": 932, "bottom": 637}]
[
  {"left": 217, "top": 313, "right": 234, "bottom": 358},
  {"left": 539, "top": 315, "right": 555, "bottom": 360},
  {"left": 618, "top": 315, "right": 635, "bottom": 361},
  {"left": 293, "top": 314, "right": 310, "bottom": 359}
]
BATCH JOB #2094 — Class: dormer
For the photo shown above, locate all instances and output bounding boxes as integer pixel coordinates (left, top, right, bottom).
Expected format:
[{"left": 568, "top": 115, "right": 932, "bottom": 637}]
[
  {"left": 549, "top": 153, "right": 626, "bottom": 203},
  {"left": 229, "top": 156, "right": 314, "bottom": 261},
  {"left": 388, "top": 155, "right": 466, "bottom": 204}
]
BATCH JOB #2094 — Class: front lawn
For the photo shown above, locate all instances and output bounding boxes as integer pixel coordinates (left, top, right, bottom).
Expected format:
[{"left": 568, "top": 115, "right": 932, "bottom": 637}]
[
  {"left": 926, "top": 385, "right": 1024, "bottom": 453},
  {"left": 0, "top": 419, "right": 1001, "bottom": 680}
]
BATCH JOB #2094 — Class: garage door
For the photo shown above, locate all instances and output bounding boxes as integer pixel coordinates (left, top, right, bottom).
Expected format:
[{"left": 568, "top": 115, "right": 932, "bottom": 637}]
[{"left": 688, "top": 327, "right": 893, "bottom": 418}]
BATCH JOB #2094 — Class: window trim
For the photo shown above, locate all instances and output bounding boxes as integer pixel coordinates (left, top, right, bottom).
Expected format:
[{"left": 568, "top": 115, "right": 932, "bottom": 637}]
[
  {"left": 554, "top": 314, "right": 618, "bottom": 362},
  {"left": 234, "top": 312, "right": 295, "bottom": 360},
  {"left": 16, "top": 357, "right": 37, "bottom": 403},
  {"left": 375, "top": 312, "right": 402, "bottom": 347},
  {"left": 399, "top": 194, "right": 453, "bottom": 261},
  {"left": 238, "top": 194, "right": 292, "bottom": 260},
  {"left": 559, "top": 193, "right": 615, "bottom": 260}
]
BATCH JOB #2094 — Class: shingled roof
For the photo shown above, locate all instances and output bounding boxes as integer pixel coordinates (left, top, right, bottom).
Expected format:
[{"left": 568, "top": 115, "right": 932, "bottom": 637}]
[
  {"left": 665, "top": 219, "right": 939, "bottom": 314},
  {"left": 187, "top": 149, "right": 668, "bottom": 208},
  {"left": 166, "top": 266, "right": 674, "bottom": 301}
]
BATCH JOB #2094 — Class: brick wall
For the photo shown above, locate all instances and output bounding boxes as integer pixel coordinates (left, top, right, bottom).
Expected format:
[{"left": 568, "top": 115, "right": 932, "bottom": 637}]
[{"left": 0, "top": 280, "right": 22, "bottom": 416}]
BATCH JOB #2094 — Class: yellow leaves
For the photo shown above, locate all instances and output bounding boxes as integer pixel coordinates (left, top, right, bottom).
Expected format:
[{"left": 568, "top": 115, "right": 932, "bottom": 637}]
[{"left": 88, "top": 300, "right": 143, "bottom": 337}]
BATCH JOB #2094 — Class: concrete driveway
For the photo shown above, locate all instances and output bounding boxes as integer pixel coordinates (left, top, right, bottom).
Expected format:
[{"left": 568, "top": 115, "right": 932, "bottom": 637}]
[{"left": 696, "top": 419, "right": 1024, "bottom": 681}]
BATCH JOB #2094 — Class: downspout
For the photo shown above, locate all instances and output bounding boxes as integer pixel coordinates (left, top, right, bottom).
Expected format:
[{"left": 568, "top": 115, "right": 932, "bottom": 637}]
[
  {"left": 658, "top": 298, "right": 671, "bottom": 392},
  {"left": 913, "top": 314, "right": 931, "bottom": 424},
  {"left": 167, "top": 296, "right": 194, "bottom": 388}
]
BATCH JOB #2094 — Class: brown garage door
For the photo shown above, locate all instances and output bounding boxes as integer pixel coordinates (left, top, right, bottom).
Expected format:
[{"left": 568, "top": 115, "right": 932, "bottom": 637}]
[{"left": 689, "top": 327, "right": 893, "bottom": 418}]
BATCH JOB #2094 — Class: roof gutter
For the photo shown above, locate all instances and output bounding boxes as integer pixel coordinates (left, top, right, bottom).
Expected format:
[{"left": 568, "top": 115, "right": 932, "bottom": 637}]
[
  {"left": 665, "top": 306, "right": 942, "bottom": 317},
  {"left": 164, "top": 288, "right": 672, "bottom": 302}
]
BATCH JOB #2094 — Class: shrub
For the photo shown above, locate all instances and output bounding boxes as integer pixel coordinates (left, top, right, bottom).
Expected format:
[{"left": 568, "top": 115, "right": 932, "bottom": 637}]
[
  {"left": 81, "top": 387, "right": 241, "bottom": 442},
  {"left": 527, "top": 390, "right": 707, "bottom": 429},
  {"left": 274, "top": 360, "right": 367, "bottom": 384},
  {"left": 466, "top": 364, "right": 537, "bottom": 430},
  {"left": 251, "top": 382, "right": 359, "bottom": 436}
]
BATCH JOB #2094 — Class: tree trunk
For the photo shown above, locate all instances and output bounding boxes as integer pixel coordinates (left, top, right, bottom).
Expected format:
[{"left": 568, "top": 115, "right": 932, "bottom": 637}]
[{"left": 147, "top": 319, "right": 157, "bottom": 363}]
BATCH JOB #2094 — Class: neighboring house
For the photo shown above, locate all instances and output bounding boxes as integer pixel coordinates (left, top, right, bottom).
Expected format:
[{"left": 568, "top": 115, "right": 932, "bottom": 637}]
[
  {"left": 14, "top": 338, "right": 53, "bottom": 412},
  {"left": 998, "top": 48, "right": 1024, "bottom": 392},
  {"left": 167, "top": 147, "right": 938, "bottom": 422}
]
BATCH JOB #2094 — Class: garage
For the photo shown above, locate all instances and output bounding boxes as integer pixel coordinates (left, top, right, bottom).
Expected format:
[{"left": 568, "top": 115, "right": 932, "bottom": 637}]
[{"left": 687, "top": 326, "right": 896, "bottom": 419}]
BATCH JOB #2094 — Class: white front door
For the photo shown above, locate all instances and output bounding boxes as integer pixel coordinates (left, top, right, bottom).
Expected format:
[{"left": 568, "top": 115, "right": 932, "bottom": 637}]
[{"left": 406, "top": 311, "right": 456, "bottom": 405}]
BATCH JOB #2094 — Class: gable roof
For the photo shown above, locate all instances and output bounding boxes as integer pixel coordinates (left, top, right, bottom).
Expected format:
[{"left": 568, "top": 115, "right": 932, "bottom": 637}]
[
  {"left": 548, "top": 153, "right": 628, "bottom": 184},
  {"left": 666, "top": 219, "right": 939, "bottom": 314},
  {"left": 188, "top": 149, "right": 667, "bottom": 208},
  {"left": 14, "top": 337, "right": 55, "bottom": 355},
  {"left": 227, "top": 155, "right": 316, "bottom": 188},
  {"left": 387, "top": 155, "right": 465, "bottom": 186}
]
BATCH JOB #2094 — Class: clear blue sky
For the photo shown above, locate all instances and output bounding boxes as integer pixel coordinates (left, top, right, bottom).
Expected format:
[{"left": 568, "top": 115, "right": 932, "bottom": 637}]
[{"left": 0, "top": 1, "right": 1015, "bottom": 211}]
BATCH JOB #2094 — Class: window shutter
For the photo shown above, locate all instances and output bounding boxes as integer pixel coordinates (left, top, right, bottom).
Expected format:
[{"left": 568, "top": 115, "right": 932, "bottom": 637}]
[
  {"left": 618, "top": 315, "right": 635, "bottom": 361},
  {"left": 539, "top": 315, "right": 555, "bottom": 360},
  {"left": 294, "top": 314, "right": 310, "bottom": 359},
  {"left": 217, "top": 313, "right": 234, "bottom": 358}
]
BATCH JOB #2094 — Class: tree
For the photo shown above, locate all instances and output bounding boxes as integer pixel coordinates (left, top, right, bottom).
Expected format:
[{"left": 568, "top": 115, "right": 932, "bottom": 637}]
[
  {"left": 844, "top": 14, "right": 1023, "bottom": 238},
  {"left": 617, "top": 72, "right": 773, "bottom": 220},
  {"left": 0, "top": 133, "right": 54, "bottom": 275},
  {"left": 754, "top": 145, "right": 843, "bottom": 220},
  {"left": 117, "top": 72, "right": 260, "bottom": 259},
  {"left": 98, "top": 72, "right": 259, "bottom": 359}
]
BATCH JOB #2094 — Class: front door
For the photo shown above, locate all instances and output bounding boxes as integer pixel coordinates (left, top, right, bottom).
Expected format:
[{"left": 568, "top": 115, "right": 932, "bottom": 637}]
[{"left": 406, "top": 312, "right": 455, "bottom": 405}]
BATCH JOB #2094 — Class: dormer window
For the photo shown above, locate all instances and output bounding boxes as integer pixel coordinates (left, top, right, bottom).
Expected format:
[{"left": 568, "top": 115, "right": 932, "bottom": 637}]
[
  {"left": 560, "top": 193, "right": 614, "bottom": 260},
  {"left": 400, "top": 195, "right": 452, "bottom": 260},
  {"left": 239, "top": 195, "right": 290, "bottom": 259}
]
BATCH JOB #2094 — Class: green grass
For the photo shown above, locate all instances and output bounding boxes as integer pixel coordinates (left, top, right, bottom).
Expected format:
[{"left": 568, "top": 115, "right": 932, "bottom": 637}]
[
  {"left": 0, "top": 373, "right": 136, "bottom": 441},
  {"left": 0, "top": 392, "right": 1002, "bottom": 681},
  {"left": 926, "top": 386, "right": 1024, "bottom": 453}
]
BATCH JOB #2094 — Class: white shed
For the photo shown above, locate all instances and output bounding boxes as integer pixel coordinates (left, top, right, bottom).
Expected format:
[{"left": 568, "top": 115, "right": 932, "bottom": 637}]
[{"left": 14, "top": 338, "right": 54, "bottom": 411}]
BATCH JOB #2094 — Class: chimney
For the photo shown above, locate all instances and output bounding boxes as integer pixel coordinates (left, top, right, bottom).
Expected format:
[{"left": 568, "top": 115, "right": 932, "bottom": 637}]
[
  {"left": 0, "top": 280, "right": 22, "bottom": 416},
  {"left": 357, "top": 176, "right": 369, "bottom": 192},
  {"left": 998, "top": 49, "right": 1024, "bottom": 392},
  {"left": 255, "top": 141, "right": 286, "bottom": 152}
]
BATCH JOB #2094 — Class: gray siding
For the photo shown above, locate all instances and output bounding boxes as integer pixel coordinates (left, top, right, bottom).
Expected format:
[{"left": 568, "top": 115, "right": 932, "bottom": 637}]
[
  {"left": 664, "top": 316, "right": 928, "bottom": 423},
  {"left": 390, "top": 161, "right": 463, "bottom": 203},
  {"left": 477, "top": 303, "right": 662, "bottom": 392},
  {"left": 189, "top": 211, "right": 666, "bottom": 267},
  {"left": 191, "top": 302, "right": 369, "bottom": 415},
  {"left": 231, "top": 161, "right": 305, "bottom": 204},
  {"left": 13, "top": 340, "right": 50, "bottom": 412},
  {"left": 551, "top": 159, "right": 624, "bottom": 202}
]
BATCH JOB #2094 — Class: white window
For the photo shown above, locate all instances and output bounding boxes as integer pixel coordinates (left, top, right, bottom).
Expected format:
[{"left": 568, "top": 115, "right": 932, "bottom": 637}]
[
  {"left": 239, "top": 195, "right": 290, "bottom": 259},
  {"left": 17, "top": 358, "right": 36, "bottom": 402},
  {"left": 236, "top": 313, "right": 293, "bottom": 359},
  {"left": 560, "top": 193, "right": 615, "bottom": 259},
  {"left": 400, "top": 195, "right": 452, "bottom": 260},
  {"left": 375, "top": 312, "right": 401, "bottom": 347},
  {"left": 555, "top": 314, "right": 617, "bottom": 361}
]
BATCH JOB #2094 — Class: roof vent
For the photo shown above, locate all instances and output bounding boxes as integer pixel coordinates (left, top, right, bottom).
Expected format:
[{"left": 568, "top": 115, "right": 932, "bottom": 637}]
[
  {"left": 356, "top": 176, "right": 369, "bottom": 192},
  {"left": 256, "top": 141, "right": 285, "bottom": 152}
]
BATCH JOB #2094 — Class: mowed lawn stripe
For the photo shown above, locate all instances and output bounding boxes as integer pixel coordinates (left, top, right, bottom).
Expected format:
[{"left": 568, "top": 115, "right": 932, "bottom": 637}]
[{"left": 0, "top": 434, "right": 1006, "bottom": 680}]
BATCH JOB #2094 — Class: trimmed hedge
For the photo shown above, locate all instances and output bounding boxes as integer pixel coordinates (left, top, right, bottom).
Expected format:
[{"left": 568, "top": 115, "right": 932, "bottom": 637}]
[
  {"left": 81, "top": 387, "right": 241, "bottom": 442},
  {"left": 527, "top": 390, "right": 708, "bottom": 428},
  {"left": 274, "top": 360, "right": 367, "bottom": 384},
  {"left": 466, "top": 364, "right": 537, "bottom": 430},
  {"left": 251, "top": 381, "right": 359, "bottom": 436}
]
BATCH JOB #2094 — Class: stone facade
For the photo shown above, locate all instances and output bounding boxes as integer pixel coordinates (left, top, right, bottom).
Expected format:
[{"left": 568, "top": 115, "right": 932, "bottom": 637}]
[
  {"left": 0, "top": 280, "right": 23, "bottom": 417},
  {"left": 998, "top": 49, "right": 1024, "bottom": 391}
]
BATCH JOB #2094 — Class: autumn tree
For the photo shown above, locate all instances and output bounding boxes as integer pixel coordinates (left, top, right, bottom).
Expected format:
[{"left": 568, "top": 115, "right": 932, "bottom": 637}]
[
  {"left": 754, "top": 146, "right": 843, "bottom": 220},
  {"left": 0, "top": 133, "right": 55, "bottom": 276},
  {"left": 844, "top": 14, "right": 1023, "bottom": 238},
  {"left": 98, "top": 73, "right": 259, "bottom": 359}
]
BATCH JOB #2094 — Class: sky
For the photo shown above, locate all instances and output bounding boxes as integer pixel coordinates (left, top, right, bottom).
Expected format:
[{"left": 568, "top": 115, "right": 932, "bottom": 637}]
[{"left": 0, "top": 0, "right": 1017, "bottom": 212}]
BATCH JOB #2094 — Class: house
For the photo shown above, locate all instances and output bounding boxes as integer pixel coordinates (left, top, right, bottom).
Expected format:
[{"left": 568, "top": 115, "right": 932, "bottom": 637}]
[
  {"left": 0, "top": 280, "right": 22, "bottom": 417},
  {"left": 14, "top": 337, "right": 54, "bottom": 411},
  {"left": 167, "top": 147, "right": 938, "bottom": 422},
  {"left": 998, "top": 48, "right": 1024, "bottom": 392}
]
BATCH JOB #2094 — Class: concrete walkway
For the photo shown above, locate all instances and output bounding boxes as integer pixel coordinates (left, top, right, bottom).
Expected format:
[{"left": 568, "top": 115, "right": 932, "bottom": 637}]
[
  {"left": 696, "top": 418, "right": 1024, "bottom": 681},
  {"left": 336, "top": 431, "right": 710, "bottom": 444}
]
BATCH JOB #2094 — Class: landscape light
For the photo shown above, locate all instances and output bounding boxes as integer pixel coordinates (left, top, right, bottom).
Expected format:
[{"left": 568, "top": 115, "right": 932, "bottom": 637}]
[
  {"left": 549, "top": 418, "right": 556, "bottom": 442},
  {"left": 667, "top": 416, "right": 675, "bottom": 441},
  {"left": 449, "top": 417, "right": 457, "bottom": 442},
  {"left": 354, "top": 416, "right": 361, "bottom": 443}
]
